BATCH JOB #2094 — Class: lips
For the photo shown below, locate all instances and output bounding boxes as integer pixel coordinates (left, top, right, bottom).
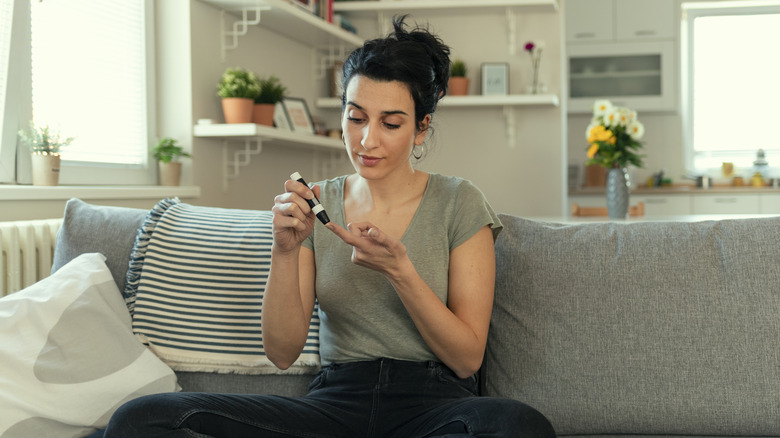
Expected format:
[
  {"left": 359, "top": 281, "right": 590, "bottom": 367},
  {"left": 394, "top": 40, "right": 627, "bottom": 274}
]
[{"left": 358, "top": 155, "right": 382, "bottom": 167}]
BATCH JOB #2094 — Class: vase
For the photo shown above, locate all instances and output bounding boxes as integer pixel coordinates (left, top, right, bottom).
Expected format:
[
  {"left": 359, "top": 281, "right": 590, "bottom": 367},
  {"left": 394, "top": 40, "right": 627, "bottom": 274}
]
[
  {"left": 31, "top": 154, "right": 61, "bottom": 186},
  {"left": 606, "top": 167, "right": 630, "bottom": 219},
  {"left": 252, "top": 103, "right": 275, "bottom": 126},
  {"left": 158, "top": 161, "right": 182, "bottom": 186},
  {"left": 448, "top": 77, "right": 469, "bottom": 96},
  {"left": 221, "top": 97, "right": 254, "bottom": 124}
]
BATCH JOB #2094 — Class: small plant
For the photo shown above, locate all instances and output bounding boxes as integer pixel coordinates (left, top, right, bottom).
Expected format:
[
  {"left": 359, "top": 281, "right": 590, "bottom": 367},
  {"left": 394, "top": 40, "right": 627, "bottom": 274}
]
[
  {"left": 152, "top": 137, "right": 191, "bottom": 163},
  {"left": 18, "top": 122, "right": 75, "bottom": 155},
  {"left": 450, "top": 59, "right": 467, "bottom": 77},
  {"left": 254, "top": 75, "right": 287, "bottom": 104},
  {"left": 217, "top": 67, "right": 261, "bottom": 99}
]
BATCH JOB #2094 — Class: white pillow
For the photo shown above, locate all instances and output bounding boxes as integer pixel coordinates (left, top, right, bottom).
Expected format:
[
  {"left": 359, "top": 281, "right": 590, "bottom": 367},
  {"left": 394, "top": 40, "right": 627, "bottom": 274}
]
[{"left": 0, "top": 253, "right": 178, "bottom": 438}]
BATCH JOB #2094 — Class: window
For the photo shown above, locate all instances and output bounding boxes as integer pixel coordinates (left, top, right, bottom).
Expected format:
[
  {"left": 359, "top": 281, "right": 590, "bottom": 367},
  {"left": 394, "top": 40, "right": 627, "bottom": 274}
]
[
  {"left": 0, "top": 0, "right": 15, "bottom": 182},
  {"left": 0, "top": 0, "right": 155, "bottom": 185},
  {"left": 683, "top": 2, "right": 780, "bottom": 174}
]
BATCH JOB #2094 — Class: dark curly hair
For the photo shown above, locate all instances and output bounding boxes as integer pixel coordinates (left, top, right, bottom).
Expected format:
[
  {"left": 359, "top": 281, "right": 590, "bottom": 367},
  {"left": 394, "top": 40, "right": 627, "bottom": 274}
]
[{"left": 341, "top": 15, "right": 452, "bottom": 132}]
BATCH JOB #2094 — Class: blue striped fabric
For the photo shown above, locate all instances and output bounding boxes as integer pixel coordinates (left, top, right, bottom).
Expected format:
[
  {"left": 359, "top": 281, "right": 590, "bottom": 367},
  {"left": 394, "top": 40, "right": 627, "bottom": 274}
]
[{"left": 127, "top": 199, "right": 320, "bottom": 374}]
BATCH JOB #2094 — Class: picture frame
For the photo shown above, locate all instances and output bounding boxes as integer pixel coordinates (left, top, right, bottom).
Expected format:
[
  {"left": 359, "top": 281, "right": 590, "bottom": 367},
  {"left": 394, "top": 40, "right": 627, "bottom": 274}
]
[
  {"left": 280, "top": 97, "right": 315, "bottom": 135},
  {"left": 481, "top": 63, "right": 509, "bottom": 96},
  {"left": 273, "top": 102, "right": 291, "bottom": 131}
]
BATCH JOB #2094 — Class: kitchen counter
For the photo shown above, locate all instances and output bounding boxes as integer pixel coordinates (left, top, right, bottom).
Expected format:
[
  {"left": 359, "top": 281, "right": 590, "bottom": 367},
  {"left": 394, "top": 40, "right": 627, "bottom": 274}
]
[{"left": 570, "top": 184, "right": 780, "bottom": 195}]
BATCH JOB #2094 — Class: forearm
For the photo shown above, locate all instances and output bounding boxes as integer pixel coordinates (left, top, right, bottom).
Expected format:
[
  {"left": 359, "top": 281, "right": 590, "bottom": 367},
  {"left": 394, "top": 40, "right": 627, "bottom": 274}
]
[{"left": 262, "top": 246, "right": 311, "bottom": 369}]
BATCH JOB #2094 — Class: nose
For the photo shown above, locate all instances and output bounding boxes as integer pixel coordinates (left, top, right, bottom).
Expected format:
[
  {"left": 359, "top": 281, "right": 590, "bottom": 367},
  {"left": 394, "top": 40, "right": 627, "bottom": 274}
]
[{"left": 360, "top": 123, "right": 380, "bottom": 150}]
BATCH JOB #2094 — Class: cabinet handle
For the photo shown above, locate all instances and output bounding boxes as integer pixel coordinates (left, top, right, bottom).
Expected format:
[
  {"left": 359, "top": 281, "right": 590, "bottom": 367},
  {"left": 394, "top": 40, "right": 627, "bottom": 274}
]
[
  {"left": 574, "top": 32, "right": 596, "bottom": 39},
  {"left": 634, "top": 30, "right": 656, "bottom": 36},
  {"left": 644, "top": 198, "right": 667, "bottom": 204},
  {"left": 714, "top": 198, "right": 738, "bottom": 204}
]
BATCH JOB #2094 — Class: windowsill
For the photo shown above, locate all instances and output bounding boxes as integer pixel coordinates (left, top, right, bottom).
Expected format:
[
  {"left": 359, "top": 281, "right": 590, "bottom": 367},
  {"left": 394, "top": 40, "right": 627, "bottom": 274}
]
[{"left": 0, "top": 185, "right": 201, "bottom": 201}]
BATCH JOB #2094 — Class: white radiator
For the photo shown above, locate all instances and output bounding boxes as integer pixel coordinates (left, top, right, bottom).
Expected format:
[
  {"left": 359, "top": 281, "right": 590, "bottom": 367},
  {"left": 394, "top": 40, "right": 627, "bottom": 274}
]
[{"left": 0, "top": 219, "right": 62, "bottom": 297}]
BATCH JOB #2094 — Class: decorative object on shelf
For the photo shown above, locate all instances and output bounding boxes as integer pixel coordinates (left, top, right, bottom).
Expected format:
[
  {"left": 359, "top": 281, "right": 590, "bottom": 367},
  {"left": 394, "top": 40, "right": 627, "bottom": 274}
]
[
  {"left": 481, "top": 63, "right": 508, "bottom": 96},
  {"left": 152, "top": 137, "right": 191, "bottom": 187},
  {"left": 253, "top": 75, "right": 287, "bottom": 127},
  {"left": 18, "top": 122, "right": 74, "bottom": 186},
  {"left": 217, "top": 67, "right": 261, "bottom": 124},
  {"left": 331, "top": 61, "right": 344, "bottom": 98},
  {"left": 585, "top": 99, "right": 645, "bottom": 218},
  {"left": 524, "top": 40, "right": 545, "bottom": 94},
  {"left": 448, "top": 58, "right": 469, "bottom": 96},
  {"left": 280, "top": 97, "right": 316, "bottom": 135}
]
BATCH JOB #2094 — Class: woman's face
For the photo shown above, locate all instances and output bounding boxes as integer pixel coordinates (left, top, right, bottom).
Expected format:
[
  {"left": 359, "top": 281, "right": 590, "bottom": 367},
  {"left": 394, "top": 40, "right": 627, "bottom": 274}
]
[{"left": 341, "top": 75, "right": 429, "bottom": 180}]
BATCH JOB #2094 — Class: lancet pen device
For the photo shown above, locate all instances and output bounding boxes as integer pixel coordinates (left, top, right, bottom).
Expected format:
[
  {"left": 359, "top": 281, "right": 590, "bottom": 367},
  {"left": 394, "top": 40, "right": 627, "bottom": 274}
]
[{"left": 291, "top": 171, "right": 330, "bottom": 225}]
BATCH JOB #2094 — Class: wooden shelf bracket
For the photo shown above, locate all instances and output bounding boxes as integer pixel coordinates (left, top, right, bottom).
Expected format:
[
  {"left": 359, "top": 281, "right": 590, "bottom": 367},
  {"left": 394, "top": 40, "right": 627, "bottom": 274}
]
[
  {"left": 222, "top": 138, "right": 263, "bottom": 191},
  {"left": 220, "top": 7, "right": 268, "bottom": 61}
]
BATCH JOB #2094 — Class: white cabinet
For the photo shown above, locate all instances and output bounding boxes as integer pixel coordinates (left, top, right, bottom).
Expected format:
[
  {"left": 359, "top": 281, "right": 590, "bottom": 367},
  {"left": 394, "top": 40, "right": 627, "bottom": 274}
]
[
  {"left": 567, "top": 41, "right": 676, "bottom": 113},
  {"left": 692, "top": 194, "right": 761, "bottom": 215},
  {"left": 566, "top": 0, "right": 675, "bottom": 43},
  {"left": 565, "top": 0, "right": 613, "bottom": 43},
  {"left": 632, "top": 194, "right": 692, "bottom": 216},
  {"left": 615, "top": 0, "right": 675, "bottom": 41},
  {"left": 565, "top": 0, "right": 678, "bottom": 113},
  {"left": 759, "top": 193, "right": 780, "bottom": 214}
]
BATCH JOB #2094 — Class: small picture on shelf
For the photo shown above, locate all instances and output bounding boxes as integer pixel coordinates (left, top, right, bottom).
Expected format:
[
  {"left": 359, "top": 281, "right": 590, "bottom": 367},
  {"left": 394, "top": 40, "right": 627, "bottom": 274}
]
[
  {"left": 481, "top": 63, "right": 509, "bottom": 96},
  {"left": 281, "top": 98, "right": 316, "bottom": 135},
  {"left": 274, "top": 102, "right": 291, "bottom": 131},
  {"left": 290, "top": 0, "right": 316, "bottom": 13},
  {"left": 331, "top": 61, "right": 344, "bottom": 98}
]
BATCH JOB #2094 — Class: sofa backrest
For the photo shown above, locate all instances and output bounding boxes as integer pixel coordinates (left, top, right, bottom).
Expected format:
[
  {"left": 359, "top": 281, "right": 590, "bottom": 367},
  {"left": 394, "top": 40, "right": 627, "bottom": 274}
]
[{"left": 486, "top": 214, "right": 780, "bottom": 436}]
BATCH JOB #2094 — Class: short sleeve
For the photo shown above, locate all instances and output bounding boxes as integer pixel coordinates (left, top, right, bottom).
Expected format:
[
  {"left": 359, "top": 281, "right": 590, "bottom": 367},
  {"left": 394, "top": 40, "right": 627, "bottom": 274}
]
[{"left": 448, "top": 179, "right": 502, "bottom": 250}]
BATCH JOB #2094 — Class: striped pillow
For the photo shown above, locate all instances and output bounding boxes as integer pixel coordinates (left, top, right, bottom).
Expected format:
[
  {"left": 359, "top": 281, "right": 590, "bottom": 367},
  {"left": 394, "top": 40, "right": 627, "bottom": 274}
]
[{"left": 126, "top": 198, "right": 320, "bottom": 375}]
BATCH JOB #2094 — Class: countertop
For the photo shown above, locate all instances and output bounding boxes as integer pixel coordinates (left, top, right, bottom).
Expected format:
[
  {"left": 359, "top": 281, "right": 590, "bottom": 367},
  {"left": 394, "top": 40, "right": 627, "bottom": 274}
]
[{"left": 570, "top": 184, "right": 780, "bottom": 196}]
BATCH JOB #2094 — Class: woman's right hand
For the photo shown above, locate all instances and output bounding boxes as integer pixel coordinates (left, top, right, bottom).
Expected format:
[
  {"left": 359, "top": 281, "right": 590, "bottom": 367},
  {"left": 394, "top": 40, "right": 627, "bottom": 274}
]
[{"left": 271, "top": 178, "right": 321, "bottom": 254}]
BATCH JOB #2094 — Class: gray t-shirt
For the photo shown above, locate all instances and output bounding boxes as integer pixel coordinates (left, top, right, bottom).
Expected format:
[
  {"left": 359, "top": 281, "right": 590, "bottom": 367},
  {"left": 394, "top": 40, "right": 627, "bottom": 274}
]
[{"left": 303, "top": 173, "right": 502, "bottom": 365}]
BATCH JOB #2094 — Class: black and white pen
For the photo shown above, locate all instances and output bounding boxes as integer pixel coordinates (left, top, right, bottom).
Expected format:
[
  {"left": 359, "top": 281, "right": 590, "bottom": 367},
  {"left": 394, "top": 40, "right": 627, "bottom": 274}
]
[{"left": 290, "top": 171, "right": 330, "bottom": 225}]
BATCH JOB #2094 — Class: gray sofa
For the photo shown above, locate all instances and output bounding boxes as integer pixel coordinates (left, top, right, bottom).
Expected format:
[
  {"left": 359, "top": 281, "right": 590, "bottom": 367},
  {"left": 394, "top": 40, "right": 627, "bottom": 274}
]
[{"left": 52, "top": 198, "right": 780, "bottom": 437}]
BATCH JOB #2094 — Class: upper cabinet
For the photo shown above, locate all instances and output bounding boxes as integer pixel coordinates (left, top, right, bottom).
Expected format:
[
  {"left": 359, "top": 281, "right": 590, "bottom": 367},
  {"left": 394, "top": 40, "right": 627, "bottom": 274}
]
[
  {"left": 566, "top": 0, "right": 675, "bottom": 43},
  {"left": 565, "top": 0, "right": 678, "bottom": 113}
]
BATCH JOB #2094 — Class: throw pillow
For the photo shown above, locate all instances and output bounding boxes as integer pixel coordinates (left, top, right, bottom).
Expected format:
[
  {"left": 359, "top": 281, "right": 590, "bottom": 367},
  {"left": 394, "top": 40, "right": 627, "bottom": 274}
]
[
  {"left": 127, "top": 198, "right": 320, "bottom": 375},
  {"left": 0, "top": 253, "right": 178, "bottom": 438}
]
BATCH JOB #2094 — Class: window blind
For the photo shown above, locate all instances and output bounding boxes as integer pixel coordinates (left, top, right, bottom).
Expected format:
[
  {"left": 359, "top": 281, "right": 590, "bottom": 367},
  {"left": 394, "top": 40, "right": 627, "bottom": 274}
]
[{"left": 31, "top": 0, "right": 148, "bottom": 166}]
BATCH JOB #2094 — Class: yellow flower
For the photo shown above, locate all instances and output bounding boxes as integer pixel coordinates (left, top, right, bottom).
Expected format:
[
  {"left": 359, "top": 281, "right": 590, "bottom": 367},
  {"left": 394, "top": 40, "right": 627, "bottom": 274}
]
[
  {"left": 587, "top": 143, "right": 599, "bottom": 158},
  {"left": 587, "top": 125, "right": 613, "bottom": 143}
]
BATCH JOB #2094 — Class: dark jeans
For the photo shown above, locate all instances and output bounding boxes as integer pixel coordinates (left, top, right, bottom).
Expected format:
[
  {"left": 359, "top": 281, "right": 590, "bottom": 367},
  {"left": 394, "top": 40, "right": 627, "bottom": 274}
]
[{"left": 104, "top": 358, "right": 555, "bottom": 437}]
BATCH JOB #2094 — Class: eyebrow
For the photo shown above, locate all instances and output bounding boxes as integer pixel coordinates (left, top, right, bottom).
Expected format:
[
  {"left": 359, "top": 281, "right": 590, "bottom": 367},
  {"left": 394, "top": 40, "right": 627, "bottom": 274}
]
[{"left": 347, "top": 101, "right": 409, "bottom": 116}]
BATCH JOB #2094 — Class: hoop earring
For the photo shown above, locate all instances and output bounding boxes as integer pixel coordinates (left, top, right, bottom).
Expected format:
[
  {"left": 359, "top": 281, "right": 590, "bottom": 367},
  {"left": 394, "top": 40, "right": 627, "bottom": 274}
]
[{"left": 412, "top": 144, "right": 424, "bottom": 160}]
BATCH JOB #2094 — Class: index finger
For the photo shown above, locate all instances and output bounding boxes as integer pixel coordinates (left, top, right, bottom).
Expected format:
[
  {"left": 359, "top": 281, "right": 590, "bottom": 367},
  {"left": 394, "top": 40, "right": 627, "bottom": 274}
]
[{"left": 325, "top": 221, "right": 361, "bottom": 246}]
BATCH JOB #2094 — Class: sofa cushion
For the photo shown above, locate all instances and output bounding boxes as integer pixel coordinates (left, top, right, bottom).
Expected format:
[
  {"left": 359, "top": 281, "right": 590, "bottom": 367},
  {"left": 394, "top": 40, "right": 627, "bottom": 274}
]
[
  {"left": 52, "top": 198, "right": 147, "bottom": 291},
  {"left": 487, "top": 215, "right": 780, "bottom": 436},
  {"left": 0, "top": 253, "right": 178, "bottom": 437},
  {"left": 128, "top": 198, "right": 320, "bottom": 375}
]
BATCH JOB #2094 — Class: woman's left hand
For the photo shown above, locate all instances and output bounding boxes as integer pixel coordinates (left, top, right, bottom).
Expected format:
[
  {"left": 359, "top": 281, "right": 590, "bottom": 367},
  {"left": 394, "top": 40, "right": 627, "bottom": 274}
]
[{"left": 325, "top": 221, "right": 410, "bottom": 279}]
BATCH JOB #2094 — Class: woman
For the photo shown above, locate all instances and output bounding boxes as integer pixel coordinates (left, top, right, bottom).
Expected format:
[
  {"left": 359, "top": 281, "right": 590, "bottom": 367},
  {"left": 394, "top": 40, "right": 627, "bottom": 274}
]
[{"left": 105, "top": 16, "right": 554, "bottom": 437}]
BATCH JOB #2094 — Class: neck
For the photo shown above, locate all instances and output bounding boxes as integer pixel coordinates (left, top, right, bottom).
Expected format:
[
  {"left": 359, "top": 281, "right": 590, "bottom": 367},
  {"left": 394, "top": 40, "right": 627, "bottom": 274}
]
[{"left": 350, "top": 167, "right": 427, "bottom": 210}]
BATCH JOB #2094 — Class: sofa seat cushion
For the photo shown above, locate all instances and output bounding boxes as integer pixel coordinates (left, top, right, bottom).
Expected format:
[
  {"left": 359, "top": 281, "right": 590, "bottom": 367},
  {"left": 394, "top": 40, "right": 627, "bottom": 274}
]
[{"left": 487, "top": 215, "right": 780, "bottom": 436}]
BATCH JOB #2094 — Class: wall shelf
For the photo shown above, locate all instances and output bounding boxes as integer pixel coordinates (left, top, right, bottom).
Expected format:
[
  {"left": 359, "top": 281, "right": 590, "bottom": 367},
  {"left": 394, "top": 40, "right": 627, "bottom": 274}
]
[
  {"left": 200, "top": 0, "right": 363, "bottom": 57},
  {"left": 194, "top": 123, "right": 344, "bottom": 190},
  {"left": 316, "top": 94, "right": 559, "bottom": 109},
  {"left": 332, "top": 0, "right": 559, "bottom": 16}
]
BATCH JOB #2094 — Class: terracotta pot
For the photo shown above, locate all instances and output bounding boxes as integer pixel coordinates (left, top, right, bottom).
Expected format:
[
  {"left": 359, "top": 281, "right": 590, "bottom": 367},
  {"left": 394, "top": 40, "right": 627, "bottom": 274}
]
[
  {"left": 158, "top": 161, "right": 182, "bottom": 186},
  {"left": 448, "top": 77, "right": 469, "bottom": 96},
  {"left": 31, "top": 154, "right": 61, "bottom": 186},
  {"left": 252, "top": 103, "right": 275, "bottom": 126},
  {"left": 221, "top": 97, "right": 254, "bottom": 124}
]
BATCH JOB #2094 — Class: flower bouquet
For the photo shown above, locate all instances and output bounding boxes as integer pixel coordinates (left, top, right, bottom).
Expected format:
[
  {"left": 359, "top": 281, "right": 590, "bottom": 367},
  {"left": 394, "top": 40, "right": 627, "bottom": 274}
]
[
  {"left": 585, "top": 99, "right": 645, "bottom": 169},
  {"left": 524, "top": 41, "right": 544, "bottom": 94}
]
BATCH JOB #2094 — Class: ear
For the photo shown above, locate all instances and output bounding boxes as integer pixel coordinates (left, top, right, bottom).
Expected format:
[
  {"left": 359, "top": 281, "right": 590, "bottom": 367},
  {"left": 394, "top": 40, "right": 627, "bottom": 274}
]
[{"left": 415, "top": 114, "right": 432, "bottom": 145}]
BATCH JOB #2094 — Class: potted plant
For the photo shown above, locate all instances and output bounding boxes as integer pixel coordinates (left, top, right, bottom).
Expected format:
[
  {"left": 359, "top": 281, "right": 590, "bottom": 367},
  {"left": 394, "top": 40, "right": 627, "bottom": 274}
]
[
  {"left": 253, "top": 75, "right": 287, "bottom": 126},
  {"left": 217, "top": 67, "right": 261, "bottom": 124},
  {"left": 152, "top": 137, "right": 191, "bottom": 186},
  {"left": 17, "top": 122, "right": 74, "bottom": 186},
  {"left": 448, "top": 58, "right": 469, "bottom": 96}
]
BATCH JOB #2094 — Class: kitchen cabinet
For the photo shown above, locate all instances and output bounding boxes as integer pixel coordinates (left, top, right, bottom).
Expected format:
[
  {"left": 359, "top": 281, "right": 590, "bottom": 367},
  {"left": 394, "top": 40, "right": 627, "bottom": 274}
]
[
  {"left": 759, "top": 193, "right": 780, "bottom": 214},
  {"left": 567, "top": 41, "right": 676, "bottom": 112},
  {"left": 631, "top": 194, "right": 692, "bottom": 216},
  {"left": 691, "top": 194, "right": 761, "bottom": 215},
  {"left": 565, "top": 0, "right": 675, "bottom": 44},
  {"left": 565, "top": 0, "right": 678, "bottom": 113}
]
